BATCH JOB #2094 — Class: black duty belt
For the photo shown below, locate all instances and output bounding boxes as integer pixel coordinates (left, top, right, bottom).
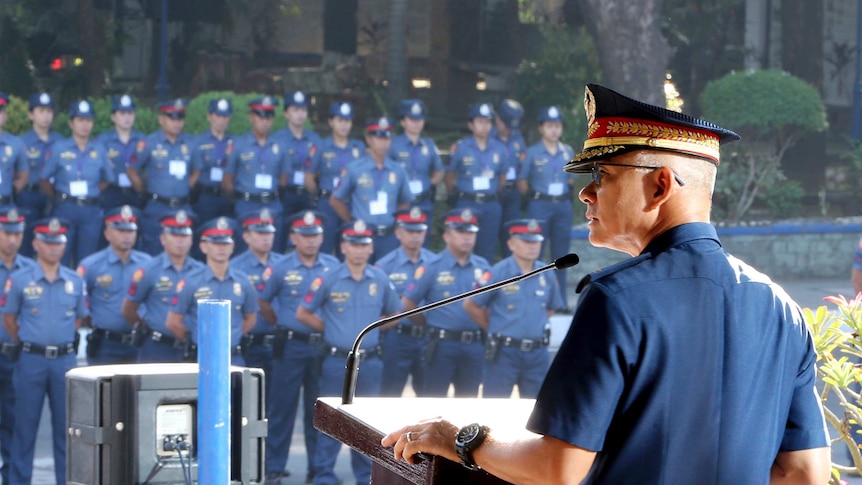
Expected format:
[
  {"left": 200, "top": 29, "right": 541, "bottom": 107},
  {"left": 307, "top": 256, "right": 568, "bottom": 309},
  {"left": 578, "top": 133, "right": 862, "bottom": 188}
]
[
  {"left": 57, "top": 193, "right": 99, "bottom": 206},
  {"left": 458, "top": 191, "right": 497, "bottom": 203},
  {"left": 21, "top": 341, "right": 75, "bottom": 358},
  {"left": 200, "top": 185, "right": 224, "bottom": 196},
  {"left": 275, "top": 328, "right": 323, "bottom": 345},
  {"left": 533, "top": 192, "right": 570, "bottom": 203},
  {"left": 189, "top": 343, "right": 242, "bottom": 355},
  {"left": 149, "top": 194, "right": 189, "bottom": 208},
  {"left": 282, "top": 185, "right": 308, "bottom": 195},
  {"left": 149, "top": 330, "right": 187, "bottom": 349},
  {"left": 393, "top": 324, "right": 426, "bottom": 339},
  {"left": 372, "top": 225, "right": 393, "bottom": 237},
  {"left": 495, "top": 335, "right": 548, "bottom": 352},
  {"left": 427, "top": 327, "right": 484, "bottom": 344},
  {"left": 109, "top": 186, "right": 137, "bottom": 195},
  {"left": 239, "top": 191, "right": 278, "bottom": 203},
  {"left": 0, "top": 342, "right": 18, "bottom": 356},
  {"left": 245, "top": 333, "right": 275, "bottom": 347},
  {"left": 92, "top": 328, "right": 137, "bottom": 345},
  {"left": 327, "top": 345, "right": 381, "bottom": 361}
]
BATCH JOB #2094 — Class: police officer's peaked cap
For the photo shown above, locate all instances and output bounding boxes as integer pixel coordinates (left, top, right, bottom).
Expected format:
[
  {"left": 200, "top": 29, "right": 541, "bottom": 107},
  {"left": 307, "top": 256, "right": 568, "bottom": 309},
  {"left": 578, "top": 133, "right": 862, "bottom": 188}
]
[
  {"left": 330, "top": 101, "right": 354, "bottom": 120},
  {"left": 564, "top": 84, "right": 740, "bottom": 174},
  {"left": 537, "top": 106, "right": 563, "bottom": 124},
  {"left": 209, "top": 98, "right": 233, "bottom": 116},
  {"left": 111, "top": 95, "right": 136, "bottom": 113},
  {"left": 497, "top": 99, "right": 524, "bottom": 128},
  {"left": 158, "top": 99, "right": 187, "bottom": 119},
  {"left": 286, "top": 210, "right": 325, "bottom": 236},
  {"left": 394, "top": 207, "right": 428, "bottom": 231},
  {"left": 249, "top": 96, "right": 278, "bottom": 117},
  {"left": 0, "top": 206, "right": 25, "bottom": 233},
  {"left": 34, "top": 217, "right": 69, "bottom": 243},
  {"left": 341, "top": 220, "right": 373, "bottom": 244},
  {"left": 29, "top": 93, "right": 55, "bottom": 110},
  {"left": 365, "top": 117, "right": 393, "bottom": 138},
  {"left": 161, "top": 209, "right": 195, "bottom": 235},
  {"left": 240, "top": 209, "right": 276, "bottom": 233},
  {"left": 443, "top": 208, "right": 479, "bottom": 233},
  {"left": 284, "top": 91, "right": 309, "bottom": 108},
  {"left": 200, "top": 217, "right": 235, "bottom": 244},
  {"left": 69, "top": 100, "right": 94, "bottom": 119},
  {"left": 505, "top": 219, "right": 544, "bottom": 242},
  {"left": 469, "top": 103, "right": 495, "bottom": 121},
  {"left": 105, "top": 205, "right": 140, "bottom": 231},
  {"left": 400, "top": 99, "right": 426, "bottom": 120}
]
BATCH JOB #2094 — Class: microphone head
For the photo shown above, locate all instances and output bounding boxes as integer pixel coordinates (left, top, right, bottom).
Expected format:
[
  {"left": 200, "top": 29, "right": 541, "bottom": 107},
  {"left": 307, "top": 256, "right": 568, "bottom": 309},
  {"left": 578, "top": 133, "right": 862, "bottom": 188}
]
[{"left": 554, "top": 253, "right": 580, "bottom": 270}]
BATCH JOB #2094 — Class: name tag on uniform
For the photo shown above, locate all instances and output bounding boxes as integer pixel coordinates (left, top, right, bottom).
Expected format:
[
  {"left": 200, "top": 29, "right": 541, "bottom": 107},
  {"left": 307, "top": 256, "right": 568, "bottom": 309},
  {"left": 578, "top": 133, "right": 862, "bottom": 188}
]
[
  {"left": 369, "top": 191, "right": 388, "bottom": 215},
  {"left": 293, "top": 171, "right": 304, "bottom": 186},
  {"left": 169, "top": 160, "right": 186, "bottom": 178},
  {"left": 548, "top": 182, "right": 564, "bottom": 196},
  {"left": 255, "top": 173, "right": 273, "bottom": 189},
  {"left": 506, "top": 167, "right": 516, "bottom": 181},
  {"left": 70, "top": 180, "right": 88, "bottom": 197},
  {"left": 118, "top": 173, "right": 132, "bottom": 187},
  {"left": 472, "top": 176, "right": 490, "bottom": 191},
  {"left": 210, "top": 167, "right": 224, "bottom": 182},
  {"left": 409, "top": 179, "right": 423, "bottom": 194}
]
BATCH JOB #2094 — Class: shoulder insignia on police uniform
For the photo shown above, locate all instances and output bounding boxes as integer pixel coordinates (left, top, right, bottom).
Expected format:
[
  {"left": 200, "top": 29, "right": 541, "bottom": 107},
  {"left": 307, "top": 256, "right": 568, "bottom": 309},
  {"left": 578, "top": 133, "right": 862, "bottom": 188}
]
[
  {"left": 175, "top": 279, "right": 186, "bottom": 293},
  {"left": 136, "top": 140, "right": 147, "bottom": 152},
  {"left": 414, "top": 265, "right": 425, "bottom": 280},
  {"left": 262, "top": 266, "right": 273, "bottom": 281},
  {"left": 76, "top": 265, "right": 85, "bottom": 277},
  {"left": 310, "top": 276, "right": 323, "bottom": 292}
]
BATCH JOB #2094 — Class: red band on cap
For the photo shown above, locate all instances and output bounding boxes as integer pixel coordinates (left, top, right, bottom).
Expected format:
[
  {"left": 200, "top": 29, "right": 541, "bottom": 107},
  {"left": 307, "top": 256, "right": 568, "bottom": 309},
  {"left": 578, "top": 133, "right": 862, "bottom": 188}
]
[
  {"left": 292, "top": 217, "right": 322, "bottom": 228},
  {"left": 202, "top": 228, "right": 232, "bottom": 237},
  {"left": 105, "top": 214, "right": 137, "bottom": 224},
  {"left": 35, "top": 226, "right": 67, "bottom": 235},
  {"left": 508, "top": 225, "right": 541, "bottom": 234}
]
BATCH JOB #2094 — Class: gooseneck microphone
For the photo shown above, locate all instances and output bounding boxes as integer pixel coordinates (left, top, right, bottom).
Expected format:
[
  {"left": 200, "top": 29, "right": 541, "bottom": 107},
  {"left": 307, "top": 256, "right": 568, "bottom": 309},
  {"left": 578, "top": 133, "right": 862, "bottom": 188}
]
[{"left": 341, "top": 253, "right": 580, "bottom": 404}]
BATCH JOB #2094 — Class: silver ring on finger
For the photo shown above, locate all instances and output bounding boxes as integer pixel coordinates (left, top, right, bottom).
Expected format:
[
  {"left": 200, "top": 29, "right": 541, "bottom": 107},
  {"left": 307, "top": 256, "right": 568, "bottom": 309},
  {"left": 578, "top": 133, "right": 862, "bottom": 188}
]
[{"left": 406, "top": 431, "right": 413, "bottom": 442}]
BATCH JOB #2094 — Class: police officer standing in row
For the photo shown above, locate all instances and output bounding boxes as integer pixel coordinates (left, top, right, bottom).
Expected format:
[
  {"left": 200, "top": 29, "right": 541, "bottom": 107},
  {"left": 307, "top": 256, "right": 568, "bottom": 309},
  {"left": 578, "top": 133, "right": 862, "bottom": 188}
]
[
  {"left": 224, "top": 96, "right": 288, "bottom": 254},
  {"left": 0, "top": 207, "right": 33, "bottom": 485},
  {"left": 376, "top": 207, "right": 436, "bottom": 397},
  {"left": 297, "top": 220, "right": 400, "bottom": 485},
  {"left": 128, "top": 99, "right": 194, "bottom": 256},
  {"left": 167, "top": 217, "right": 257, "bottom": 365},
  {"left": 0, "top": 93, "right": 28, "bottom": 207},
  {"left": 190, "top": 98, "right": 234, "bottom": 225},
  {"left": 309, "top": 102, "right": 365, "bottom": 256},
  {"left": 41, "top": 100, "right": 115, "bottom": 267},
  {"left": 402, "top": 209, "right": 490, "bottom": 397},
  {"left": 446, "top": 103, "right": 509, "bottom": 263},
  {"left": 19, "top": 93, "right": 61, "bottom": 257},
  {"left": 388, "top": 100, "right": 443, "bottom": 226},
  {"left": 78, "top": 206, "right": 151, "bottom": 365},
  {"left": 97, "top": 95, "right": 145, "bottom": 212},
  {"left": 493, "top": 99, "right": 526, "bottom": 257},
  {"left": 258, "top": 210, "right": 338, "bottom": 484},
  {"left": 232, "top": 209, "right": 283, "bottom": 381},
  {"left": 517, "top": 106, "right": 577, "bottom": 310},
  {"left": 330, "top": 117, "right": 414, "bottom": 261},
  {"left": 464, "top": 219, "right": 563, "bottom": 398},
  {"left": 2, "top": 218, "right": 88, "bottom": 485},
  {"left": 276, "top": 91, "right": 320, "bottom": 219},
  {"left": 122, "top": 210, "right": 202, "bottom": 362}
]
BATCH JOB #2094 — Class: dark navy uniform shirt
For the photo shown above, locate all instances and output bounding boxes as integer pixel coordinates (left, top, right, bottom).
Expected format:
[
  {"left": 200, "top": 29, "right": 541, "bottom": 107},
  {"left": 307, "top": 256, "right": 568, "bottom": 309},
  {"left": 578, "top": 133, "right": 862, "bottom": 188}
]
[
  {"left": 447, "top": 136, "right": 510, "bottom": 194},
  {"left": 225, "top": 132, "right": 287, "bottom": 195},
  {"left": 41, "top": 138, "right": 115, "bottom": 197},
  {"left": 126, "top": 252, "right": 203, "bottom": 334},
  {"left": 492, "top": 130, "right": 526, "bottom": 183},
  {"left": 332, "top": 156, "right": 414, "bottom": 227},
  {"left": 171, "top": 265, "right": 258, "bottom": 346},
  {"left": 78, "top": 247, "right": 151, "bottom": 332},
  {"left": 518, "top": 141, "right": 576, "bottom": 196},
  {"left": 0, "top": 132, "right": 27, "bottom": 197},
  {"left": 273, "top": 127, "right": 321, "bottom": 188},
  {"left": 527, "top": 223, "right": 829, "bottom": 483},
  {"left": 0, "top": 255, "right": 36, "bottom": 342},
  {"left": 404, "top": 249, "right": 491, "bottom": 331},
  {"left": 96, "top": 129, "right": 145, "bottom": 189},
  {"left": 130, "top": 130, "right": 194, "bottom": 198},
  {"left": 191, "top": 131, "right": 233, "bottom": 188},
  {"left": 20, "top": 130, "right": 62, "bottom": 186},
  {"left": 2, "top": 264, "right": 88, "bottom": 345},
  {"left": 375, "top": 246, "right": 436, "bottom": 326},
  {"left": 309, "top": 137, "right": 365, "bottom": 192},
  {"left": 387, "top": 134, "right": 443, "bottom": 197},
  {"left": 300, "top": 263, "right": 400, "bottom": 349},
  {"left": 259, "top": 251, "right": 339, "bottom": 333},
  {"left": 231, "top": 249, "right": 284, "bottom": 334}
]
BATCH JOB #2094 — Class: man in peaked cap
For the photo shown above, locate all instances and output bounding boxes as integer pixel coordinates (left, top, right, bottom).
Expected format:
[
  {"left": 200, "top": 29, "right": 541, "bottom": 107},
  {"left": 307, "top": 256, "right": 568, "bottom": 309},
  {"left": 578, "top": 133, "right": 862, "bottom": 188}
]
[
  {"left": 2, "top": 217, "right": 87, "bottom": 484},
  {"left": 78, "top": 205, "right": 151, "bottom": 364},
  {"left": 387, "top": 100, "right": 443, "bottom": 234},
  {"left": 190, "top": 98, "right": 235, "bottom": 234},
  {"left": 493, "top": 99, "right": 527, "bottom": 258},
  {"left": 275, "top": 91, "right": 322, "bottom": 219},
  {"left": 383, "top": 84, "right": 830, "bottom": 482},
  {"left": 96, "top": 95, "right": 146, "bottom": 214}
]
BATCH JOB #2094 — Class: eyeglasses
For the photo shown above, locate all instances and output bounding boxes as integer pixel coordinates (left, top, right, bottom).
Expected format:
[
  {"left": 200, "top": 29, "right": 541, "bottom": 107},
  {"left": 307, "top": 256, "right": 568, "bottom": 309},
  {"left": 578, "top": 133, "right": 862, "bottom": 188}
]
[{"left": 590, "top": 162, "right": 686, "bottom": 187}]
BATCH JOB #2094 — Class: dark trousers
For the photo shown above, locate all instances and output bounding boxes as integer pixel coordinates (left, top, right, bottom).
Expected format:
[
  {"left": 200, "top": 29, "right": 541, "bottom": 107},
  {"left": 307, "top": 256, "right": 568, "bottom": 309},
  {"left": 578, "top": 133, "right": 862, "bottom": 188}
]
[
  {"left": 380, "top": 327, "right": 427, "bottom": 397},
  {"left": 86, "top": 334, "right": 139, "bottom": 365},
  {"left": 420, "top": 338, "right": 484, "bottom": 397},
  {"left": 482, "top": 346, "right": 550, "bottom": 398},
  {"left": 51, "top": 200, "right": 102, "bottom": 268},
  {"left": 527, "top": 198, "right": 573, "bottom": 306}
]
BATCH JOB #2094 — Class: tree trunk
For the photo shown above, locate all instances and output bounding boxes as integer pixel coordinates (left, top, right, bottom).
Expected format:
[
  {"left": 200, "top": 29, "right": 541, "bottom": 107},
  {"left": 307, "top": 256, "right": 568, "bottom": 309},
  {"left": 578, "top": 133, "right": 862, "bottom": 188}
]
[
  {"left": 577, "top": 0, "right": 671, "bottom": 105},
  {"left": 386, "top": 0, "right": 408, "bottom": 114},
  {"left": 77, "top": 0, "right": 104, "bottom": 96}
]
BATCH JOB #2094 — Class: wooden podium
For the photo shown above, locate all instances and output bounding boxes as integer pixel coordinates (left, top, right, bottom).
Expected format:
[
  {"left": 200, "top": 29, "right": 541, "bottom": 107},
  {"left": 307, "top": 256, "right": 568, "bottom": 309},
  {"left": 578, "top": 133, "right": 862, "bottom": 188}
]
[{"left": 314, "top": 397, "right": 537, "bottom": 485}]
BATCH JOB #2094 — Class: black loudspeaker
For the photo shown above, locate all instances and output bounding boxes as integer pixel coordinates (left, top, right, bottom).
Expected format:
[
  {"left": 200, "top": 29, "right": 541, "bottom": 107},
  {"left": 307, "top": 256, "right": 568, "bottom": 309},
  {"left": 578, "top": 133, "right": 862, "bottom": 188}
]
[{"left": 66, "top": 363, "right": 266, "bottom": 484}]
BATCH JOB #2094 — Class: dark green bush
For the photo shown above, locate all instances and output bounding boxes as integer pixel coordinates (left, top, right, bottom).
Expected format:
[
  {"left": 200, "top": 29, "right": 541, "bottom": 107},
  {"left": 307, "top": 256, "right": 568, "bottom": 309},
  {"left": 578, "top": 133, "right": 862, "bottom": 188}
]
[{"left": 186, "top": 91, "right": 288, "bottom": 136}]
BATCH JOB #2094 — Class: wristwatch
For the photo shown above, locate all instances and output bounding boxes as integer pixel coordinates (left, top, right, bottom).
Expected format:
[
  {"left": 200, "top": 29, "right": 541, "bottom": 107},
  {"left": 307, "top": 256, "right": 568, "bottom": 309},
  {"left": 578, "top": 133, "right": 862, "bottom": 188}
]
[{"left": 454, "top": 422, "right": 489, "bottom": 470}]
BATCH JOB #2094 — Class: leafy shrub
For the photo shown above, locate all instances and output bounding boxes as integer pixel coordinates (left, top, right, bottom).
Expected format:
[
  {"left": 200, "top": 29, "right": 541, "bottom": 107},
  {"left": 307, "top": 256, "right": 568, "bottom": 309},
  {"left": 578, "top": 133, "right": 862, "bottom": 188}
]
[
  {"left": 3, "top": 95, "right": 32, "bottom": 136},
  {"left": 185, "top": 91, "right": 288, "bottom": 136}
]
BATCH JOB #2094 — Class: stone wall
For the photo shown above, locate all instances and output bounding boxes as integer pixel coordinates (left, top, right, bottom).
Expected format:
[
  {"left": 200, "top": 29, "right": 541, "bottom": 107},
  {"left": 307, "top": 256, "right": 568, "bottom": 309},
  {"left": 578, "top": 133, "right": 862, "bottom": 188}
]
[{"left": 566, "top": 220, "right": 862, "bottom": 284}]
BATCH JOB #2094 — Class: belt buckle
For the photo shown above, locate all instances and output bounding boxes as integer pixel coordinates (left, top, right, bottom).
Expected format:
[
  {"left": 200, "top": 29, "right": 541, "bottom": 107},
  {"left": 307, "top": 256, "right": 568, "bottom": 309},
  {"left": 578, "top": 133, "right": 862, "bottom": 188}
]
[
  {"left": 308, "top": 333, "right": 322, "bottom": 345},
  {"left": 262, "top": 335, "right": 275, "bottom": 346},
  {"left": 460, "top": 332, "right": 474, "bottom": 344},
  {"left": 376, "top": 225, "right": 387, "bottom": 237},
  {"left": 475, "top": 192, "right": 486, "bottom": 203},
  {"left": 519, "top": 339, "right": 535, "bottom": 352},
  {"left": 151, "top": 331, "right": 164, "bottom": 342},
  {"left": 44, "top": 345, "right": 59, "bottom": 359}
]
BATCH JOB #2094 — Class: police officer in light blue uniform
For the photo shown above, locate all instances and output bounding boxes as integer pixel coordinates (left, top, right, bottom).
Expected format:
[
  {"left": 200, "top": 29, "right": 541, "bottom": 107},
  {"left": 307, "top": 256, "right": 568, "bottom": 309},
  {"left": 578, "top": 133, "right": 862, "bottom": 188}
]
[
  {"left": 494, "top": 99, "right": 527, "bottom": 257},
  {"left": 0, "top": 93, "right": 28, "bottom": 207},
  {"left": 224, "top": 96, "right": 289, "bottom": 254},
  {"left": 78, "top": 205, "right": 151, "bottom": 364},
  {"left": 167, "top": 217, "right": 258, "bottom": 365},
  {"left": 128, "top": 99, "right": 194, "bottom": 256},
  {"left": 232, "top": 209, "right": 283, "bottom": 382},
  {"left": 97, "top": 95, "right": 146, "bottom": 212},
  {"left": 121, "top": 209, "right": 203, "bottom": 362},
  {"left": 0, "top": 207, "right": 34, "bottom": 485},
  {"left": 42, "top": 100, "right": 115, "bottom": 267},
  {"left": 518, "top": 106, "right": 578, "bottom": 309},
  {"left": 445, "top": 103, "right": 509, "bottom": 263},
  {"left": 330, "top": 117, "right": 414, "bottom": 261},
  {"left": 403, "top": 209, "right": 490, "bottom": 397},
  {"left": 19, "top": 93, "right": 62, "bottom": 258},
  {"left": 258, "top": 210, "right": 338, "bottom": 484},
  {"left": 464, "top": 219, "right": 564, "bottom": 398},
  {"left": 2, "top": 217, "right": 88, "bottom": 485},
  {"left": 376, "top": 207, "right": 436, "bottom": 397},
  {"left": 387, "top": 100, "right": 443, "bottom": 225},
  {"left": 296, "top": 220, "right": 401, "bottom": 485},
  {"left": 275, "top": 91, "right": 321, "bottom": 219},
  {"left": 191, "top": 98, "right": 235, "bottom": 225},
  {"left": 308, "top": 102, "right": 365, "bottom": 256}
]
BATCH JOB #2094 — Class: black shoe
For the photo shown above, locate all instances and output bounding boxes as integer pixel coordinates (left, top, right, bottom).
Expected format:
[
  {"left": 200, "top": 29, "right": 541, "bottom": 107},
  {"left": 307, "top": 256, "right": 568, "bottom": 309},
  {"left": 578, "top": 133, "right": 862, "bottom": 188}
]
[{"left": 264, "top": 473, "right": 282, "bottom": 485}]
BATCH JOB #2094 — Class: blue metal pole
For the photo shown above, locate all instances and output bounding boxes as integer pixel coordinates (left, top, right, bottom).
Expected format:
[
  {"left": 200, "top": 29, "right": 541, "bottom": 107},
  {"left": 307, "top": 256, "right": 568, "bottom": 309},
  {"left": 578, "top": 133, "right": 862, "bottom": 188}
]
[
  {"left": 156, "top": 0, "right": 169, "bottom": 102},
  {"left": 197, "top": 299, "right": 231, "bottom": 485},
  {"left": 851, "top": 0, "right": 862, "bottom": 140}
]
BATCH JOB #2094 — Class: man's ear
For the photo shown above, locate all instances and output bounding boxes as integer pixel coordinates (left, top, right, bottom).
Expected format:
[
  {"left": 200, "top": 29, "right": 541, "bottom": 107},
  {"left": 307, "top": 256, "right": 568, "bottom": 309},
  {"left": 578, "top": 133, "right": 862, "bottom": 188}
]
[{"left": 647, "top": 167, "right": 676, "bottom": 210}]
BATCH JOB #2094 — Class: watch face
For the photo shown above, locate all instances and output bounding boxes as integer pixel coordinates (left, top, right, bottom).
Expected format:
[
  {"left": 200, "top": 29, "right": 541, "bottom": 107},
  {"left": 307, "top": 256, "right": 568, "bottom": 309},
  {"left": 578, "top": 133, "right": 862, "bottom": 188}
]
[{"left": 458, "top": 423, "right": 481, "bottom": 444}]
